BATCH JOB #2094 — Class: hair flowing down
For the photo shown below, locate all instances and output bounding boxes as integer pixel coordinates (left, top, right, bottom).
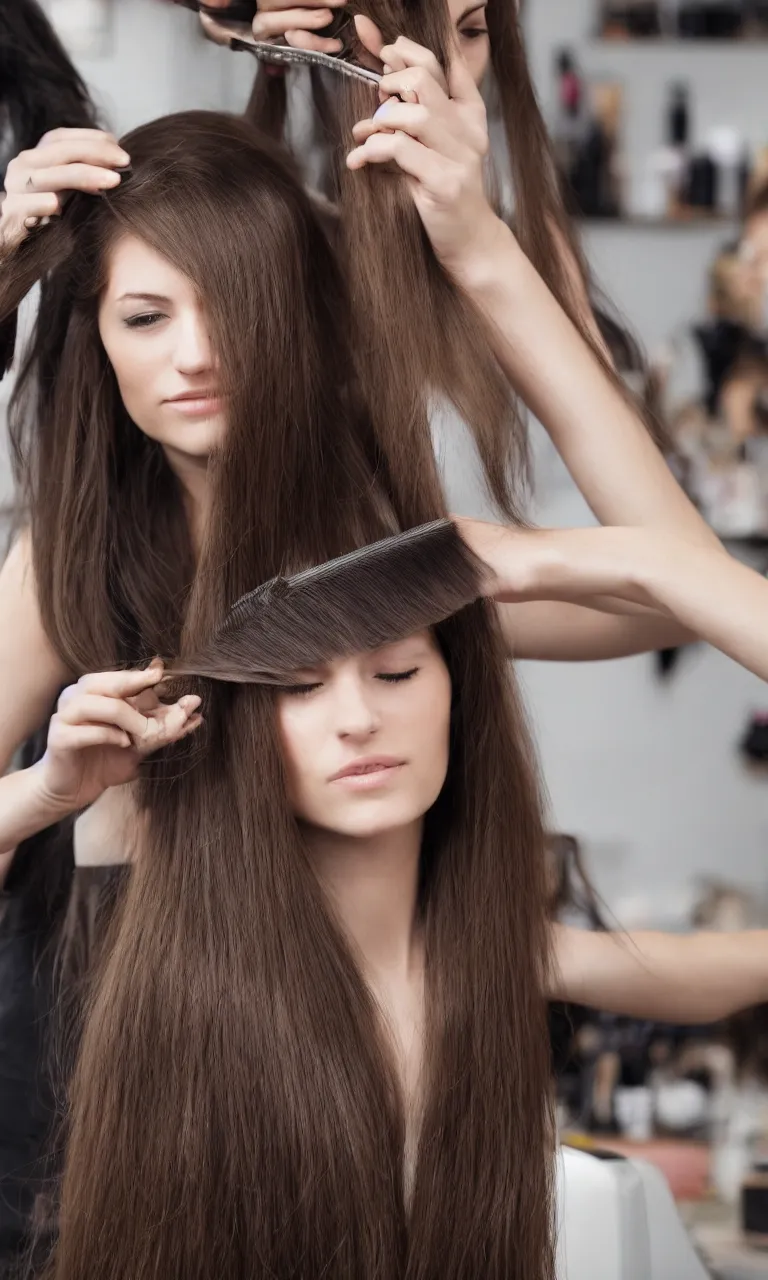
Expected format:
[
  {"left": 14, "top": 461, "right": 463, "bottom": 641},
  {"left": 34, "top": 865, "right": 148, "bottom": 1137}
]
[
  {"left": 245, "top": 0, "right": 669, "bottom": 458},
  {"left": 1, "top": 111, "right": 554, "bottom": 1279}
]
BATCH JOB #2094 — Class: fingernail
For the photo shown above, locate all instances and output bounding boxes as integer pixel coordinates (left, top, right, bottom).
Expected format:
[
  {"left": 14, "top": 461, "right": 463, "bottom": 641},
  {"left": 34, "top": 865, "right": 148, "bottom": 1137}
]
[
  {"left": 374, "top": 101, "right": 393, "bottom": 119},
  {"left": 103, "top": 172, "right": 122, "bottom": 186},
  {"left": 383, "top": 63, "right": 392, "bottom": 74},
  {"left": 117, "top": 150, "right": 130, "bottom": 163},
  {"left": 24, "top": 216, "right": 41, "bottom": 230},
  {"left": 181, "top": 695, "right": 202, "bottom": 711}
]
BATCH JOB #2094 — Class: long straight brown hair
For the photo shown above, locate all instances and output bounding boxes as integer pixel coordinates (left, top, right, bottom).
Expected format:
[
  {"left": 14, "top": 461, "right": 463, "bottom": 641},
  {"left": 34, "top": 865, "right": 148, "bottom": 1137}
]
[
  {"left": 1, "top": 112, "right": 554, "bottom": 1278},
  {"left": 245, "top": 0, "right": 668, "bottom": 457}
]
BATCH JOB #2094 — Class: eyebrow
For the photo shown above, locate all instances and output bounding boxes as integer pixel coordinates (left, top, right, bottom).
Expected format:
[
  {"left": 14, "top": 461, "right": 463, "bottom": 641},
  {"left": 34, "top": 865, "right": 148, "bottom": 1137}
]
[
  {"left": 457, "top": 2, "right": 487, "bottom": 22},
  {"left": 115, "top": 292, "right": 172, "bottom": 305}
]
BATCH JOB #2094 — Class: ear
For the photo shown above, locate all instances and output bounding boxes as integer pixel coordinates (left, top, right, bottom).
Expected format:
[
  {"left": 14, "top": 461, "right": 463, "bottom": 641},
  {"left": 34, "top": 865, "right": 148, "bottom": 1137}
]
[{"left": 353, "top": 14, "right": 385, "bottom": 62}]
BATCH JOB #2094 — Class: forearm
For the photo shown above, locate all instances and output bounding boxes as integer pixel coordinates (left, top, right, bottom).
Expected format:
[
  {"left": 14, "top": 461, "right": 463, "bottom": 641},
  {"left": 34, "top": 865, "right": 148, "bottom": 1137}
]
[
  {"left": 0, "top": 766, "right": 70, "bottom": 890},
  {"left": 644, "top": 542, "right": 768, "bottom": 682},
  {"left": 500, "top": 599, "right": 693, "bottom": 662},
  {"left": 510, "top": 526, "right": 767, "bottom": 681},
  {"left": 455, "top": 222, "right": 718, "bottom": 547},
  {"left": 555, "top": 925, "right": 768, "bottom": 1024}
]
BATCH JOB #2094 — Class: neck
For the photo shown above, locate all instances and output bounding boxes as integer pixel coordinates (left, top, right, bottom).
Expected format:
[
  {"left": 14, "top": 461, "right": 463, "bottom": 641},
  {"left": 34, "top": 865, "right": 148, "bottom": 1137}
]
[
  {"left": 305, "top": 822, "right": 424, "bottom": 983},
  {"left": 163, "top": 446, "right": 210, "bottom": 554}
]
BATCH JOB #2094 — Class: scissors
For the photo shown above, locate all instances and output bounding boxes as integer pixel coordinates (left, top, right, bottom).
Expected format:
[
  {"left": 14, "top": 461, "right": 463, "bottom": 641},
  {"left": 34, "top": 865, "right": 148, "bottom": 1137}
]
[{"left": 172, "top": 1, "right": 384, "bottom": 87}]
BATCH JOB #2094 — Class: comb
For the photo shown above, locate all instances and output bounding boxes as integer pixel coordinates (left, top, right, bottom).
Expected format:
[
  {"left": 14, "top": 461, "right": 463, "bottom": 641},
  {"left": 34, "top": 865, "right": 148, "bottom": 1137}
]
[
  {"left": 172, "top": 520, "right": 485, "bottom": 684},
  {"left": 172, "top": 0, "right": 383, "bottom": 87}
]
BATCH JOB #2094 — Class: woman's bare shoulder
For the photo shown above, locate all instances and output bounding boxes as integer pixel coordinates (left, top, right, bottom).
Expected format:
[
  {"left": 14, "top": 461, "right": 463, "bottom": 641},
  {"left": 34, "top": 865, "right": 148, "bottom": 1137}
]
[{"left": 0, "top": 529, "right": 70, "bottom": 767}]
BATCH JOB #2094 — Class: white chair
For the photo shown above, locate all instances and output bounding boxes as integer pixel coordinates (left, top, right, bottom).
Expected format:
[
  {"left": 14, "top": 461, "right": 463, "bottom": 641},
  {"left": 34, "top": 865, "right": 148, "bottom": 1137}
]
[{"left": 555, "top": 1144, "right": 712, "bottom": 1280}]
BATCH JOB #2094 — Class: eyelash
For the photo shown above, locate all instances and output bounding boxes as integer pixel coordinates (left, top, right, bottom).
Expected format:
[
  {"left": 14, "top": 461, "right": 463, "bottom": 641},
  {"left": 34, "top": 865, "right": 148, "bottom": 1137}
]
[
  {"left": 123, "top": 312, "right": 165, "bottom": 330},
  {"left": 283, "top": 668, "right": 420, "bottom": 697},
  {"left": 460, "top": 26, "right": 488, "bottom": 38}
]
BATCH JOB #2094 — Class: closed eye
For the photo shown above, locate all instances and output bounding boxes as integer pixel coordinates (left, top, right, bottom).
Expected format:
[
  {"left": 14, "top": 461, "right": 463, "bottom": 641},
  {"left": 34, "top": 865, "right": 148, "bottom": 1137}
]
[
  {"left": 376, "top": 668, "right": 419, "bottom": 683},
  {"left": 279, "top": 682, "right": 323, "bottom": 697},
  {"left": 123, "top": 312, "right": 166, "bottom": 330},
  {"left": 459, "top": 25, "right": 488, "bottom": 38}
]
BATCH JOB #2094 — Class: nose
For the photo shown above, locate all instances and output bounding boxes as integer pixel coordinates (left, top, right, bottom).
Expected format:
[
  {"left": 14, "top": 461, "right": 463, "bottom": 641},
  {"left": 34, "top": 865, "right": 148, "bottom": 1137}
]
[
  {"left": 333, "top": 671, "right": 380, "bottom": 740},
  {"left": 173, "top": 308, "right": 214, "bottom": 376}
]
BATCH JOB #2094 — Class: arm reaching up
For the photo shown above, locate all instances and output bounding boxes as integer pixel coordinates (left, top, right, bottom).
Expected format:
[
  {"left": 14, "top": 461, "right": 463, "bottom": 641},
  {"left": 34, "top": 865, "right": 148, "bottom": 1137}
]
[{"left": 552, "top": 924, "right": 768, "bottom": 1024}]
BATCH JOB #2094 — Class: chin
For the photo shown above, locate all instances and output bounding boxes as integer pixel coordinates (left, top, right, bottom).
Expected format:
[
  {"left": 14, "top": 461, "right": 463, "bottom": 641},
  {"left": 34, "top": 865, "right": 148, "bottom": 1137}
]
[
  {"left": 322, "top": 799, "right": 426, "bottom": 842},
  {"left": 162, "top": 421, "right": 224, "bottom": 458}
]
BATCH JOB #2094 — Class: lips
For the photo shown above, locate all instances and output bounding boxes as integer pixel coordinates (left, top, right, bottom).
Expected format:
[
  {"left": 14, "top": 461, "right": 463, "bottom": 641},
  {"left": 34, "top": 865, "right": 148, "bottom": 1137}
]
[
  {"left": 329, "top": 757, "right": 404, "bottom": 782},
  {"left": 166, "top": 390, "right": 219, "bottom": 403}
]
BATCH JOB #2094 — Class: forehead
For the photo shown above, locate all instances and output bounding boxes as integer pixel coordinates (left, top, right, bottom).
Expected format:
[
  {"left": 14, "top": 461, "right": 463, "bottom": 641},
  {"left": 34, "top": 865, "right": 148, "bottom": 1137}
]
[{"left": 103, "top": 234, "right": 191, "bottom": 300}]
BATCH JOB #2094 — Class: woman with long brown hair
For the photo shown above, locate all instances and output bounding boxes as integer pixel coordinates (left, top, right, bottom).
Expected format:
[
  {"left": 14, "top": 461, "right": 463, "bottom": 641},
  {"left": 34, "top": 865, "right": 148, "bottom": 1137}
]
[
  {"left": 5, "top": 2, "right": 722, "bottom": 606},
  {"left": 42, "top": 513, "right": 768, "bottom": 1280},
  {"left": 0, "top": 106, "right": 549, "bottom": 1280}
]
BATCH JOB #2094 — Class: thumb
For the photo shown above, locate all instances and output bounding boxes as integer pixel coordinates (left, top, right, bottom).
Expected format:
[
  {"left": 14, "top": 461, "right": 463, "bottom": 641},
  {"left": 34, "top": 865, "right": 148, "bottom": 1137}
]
[
  {"left": 447, "top": 47, "right": 483, "bottom": 103},
  {"left": 353, "top": 14, "right": 385, "bottom": 62}
]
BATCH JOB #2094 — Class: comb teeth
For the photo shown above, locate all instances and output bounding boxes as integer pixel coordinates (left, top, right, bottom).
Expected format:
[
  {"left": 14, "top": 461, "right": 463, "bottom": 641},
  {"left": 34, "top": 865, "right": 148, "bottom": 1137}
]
[{"left": 173, "top": 520, "right": 485, "bottom": 684}]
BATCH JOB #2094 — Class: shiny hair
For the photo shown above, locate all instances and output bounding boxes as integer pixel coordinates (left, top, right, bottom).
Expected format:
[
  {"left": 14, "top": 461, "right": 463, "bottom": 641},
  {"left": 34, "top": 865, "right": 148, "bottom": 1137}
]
[{"left": 1, "top": 111, "right": 554, "bottom": 1278}]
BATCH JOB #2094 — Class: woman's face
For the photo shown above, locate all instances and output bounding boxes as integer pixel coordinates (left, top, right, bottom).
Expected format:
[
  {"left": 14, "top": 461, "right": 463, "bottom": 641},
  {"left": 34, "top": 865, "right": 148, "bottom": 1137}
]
[
  {"left": 450, "top": 0, "right": 491, "bottom": 85},
  {"left": 277, "top": 632, "right": 452, "bottom": 840},
  {"left": 98, "top": 235, "right": 226, "bottom": 462}
]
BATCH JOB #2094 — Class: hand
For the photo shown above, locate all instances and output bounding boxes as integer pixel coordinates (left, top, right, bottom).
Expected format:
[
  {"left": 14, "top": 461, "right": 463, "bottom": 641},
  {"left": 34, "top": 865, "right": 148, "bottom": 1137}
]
[
  {"left": 345, "top": 18, "right": 505, "bottom": 277},
  {"left": 455, "top": 517, "right": 669, "bottom": 610},
  {"left": 32, "top": 661, "right": 203, "bottom": 817},
  {"left": 0, "top": 128, "right": 129, "bottom": 250},
  {"left": 199, "top": 0, "right": 346, "bottom": 54}
]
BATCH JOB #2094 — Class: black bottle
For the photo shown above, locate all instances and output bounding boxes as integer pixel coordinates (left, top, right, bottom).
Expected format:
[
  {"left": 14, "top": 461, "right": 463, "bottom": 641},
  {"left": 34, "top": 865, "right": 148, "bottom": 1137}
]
[{"left": 667, "top": 83, "right": 690, "bottom": 147}]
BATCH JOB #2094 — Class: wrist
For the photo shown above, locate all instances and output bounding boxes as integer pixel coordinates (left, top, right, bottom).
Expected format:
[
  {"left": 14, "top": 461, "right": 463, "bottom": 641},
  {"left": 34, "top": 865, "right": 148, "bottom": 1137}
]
[
  {"left": 448, "top": 214, "right": 522, "bottom": 297},
  {"left": 26, "top": 760, "right": 81, "bottom": 825}
]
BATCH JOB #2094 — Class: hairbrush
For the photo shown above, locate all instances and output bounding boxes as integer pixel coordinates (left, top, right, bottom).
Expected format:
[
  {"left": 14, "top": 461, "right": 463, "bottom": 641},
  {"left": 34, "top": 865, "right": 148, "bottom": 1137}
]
[
  {"left": 172, "top": 0, "right": 383, "bottom": 87},
  {"left": 171, "top": 520, "right": 485, "bottom": 684}
]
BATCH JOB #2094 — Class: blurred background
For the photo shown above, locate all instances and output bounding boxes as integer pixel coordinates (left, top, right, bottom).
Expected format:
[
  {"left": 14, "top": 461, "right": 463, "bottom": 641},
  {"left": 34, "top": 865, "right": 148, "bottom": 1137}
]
[{"left": 2, "top": 0, "right": 768, "bottom": 1273}]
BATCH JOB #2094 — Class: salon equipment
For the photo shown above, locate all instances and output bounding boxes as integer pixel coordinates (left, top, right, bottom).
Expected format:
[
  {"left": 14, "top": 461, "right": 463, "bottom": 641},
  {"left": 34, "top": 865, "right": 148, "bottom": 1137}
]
[
  {"left": 556, "top": 1144, "right": 710, "bottom": 1279},
  {"left": 172, "top": 0, "right": 383, "bottom": 86}
]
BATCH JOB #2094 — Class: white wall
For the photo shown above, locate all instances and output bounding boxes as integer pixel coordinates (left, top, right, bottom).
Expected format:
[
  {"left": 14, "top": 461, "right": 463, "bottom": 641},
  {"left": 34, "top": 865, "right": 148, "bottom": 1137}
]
[
  {"left": 3, "top": 0, "right": 767, "bottom": 917},
  {"left": 521, "top": 0, "right": 768, "bottom": 919}
]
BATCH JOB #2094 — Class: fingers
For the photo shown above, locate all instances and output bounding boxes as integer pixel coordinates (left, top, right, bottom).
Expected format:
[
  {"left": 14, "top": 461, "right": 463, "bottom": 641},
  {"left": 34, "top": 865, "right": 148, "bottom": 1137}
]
[
  {"left": 352, "top": 101, "right": 468, "bottom": 163},
  {"left": 378, "top": 36, "right": 448, "bottom": 94},
  {"left": 74, "top": 663, "right": 165, "bottom": 701},
  {"left": 252, "top": 5, "right": 336, "bottom": 37},
  {"left": 47, "top": 721, "right": 133, "bottom": 754},
  {"left": 347, "top": 129, "right": 457, "bottom": 194},
  {"left": 353, "top": 13, "right": 385, "bottom": 61},
  {"left": 25, "top": 164, "right": 122, "bottom": 195},
  {"left": 284, "top": 26, "right": 343, "bottom": 51},
  {"left": 134, "top": 699, "right": 203, "bottom": 755},
  {"left": 378, "top": 64, "right": 448, "bottom": 113},
  {"left": 257, "top": 0, "right": 344, "bottom": 12},
  {"left": 56, "top": 691, "right": 156, "bottom": 741},
  {"left": 5, "top": 136, "right": 129, "bottom": 196},
  {"left": 35, "top": 127, "right": 120, "bottom": 148}
]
